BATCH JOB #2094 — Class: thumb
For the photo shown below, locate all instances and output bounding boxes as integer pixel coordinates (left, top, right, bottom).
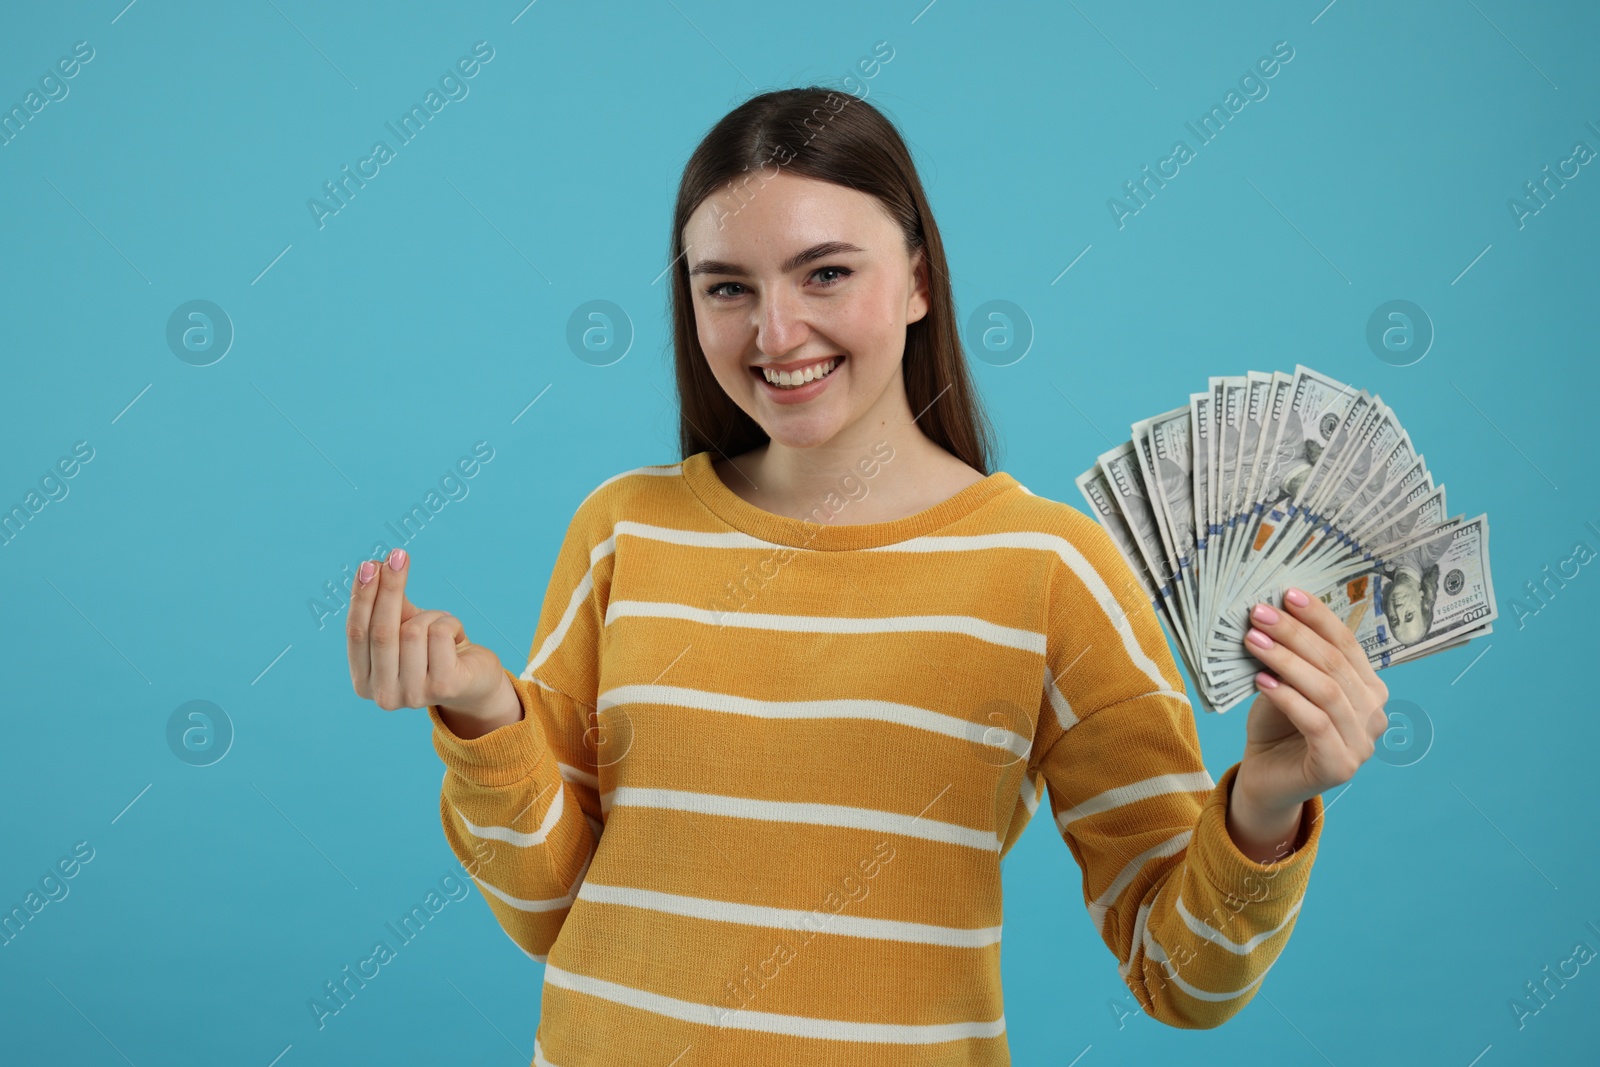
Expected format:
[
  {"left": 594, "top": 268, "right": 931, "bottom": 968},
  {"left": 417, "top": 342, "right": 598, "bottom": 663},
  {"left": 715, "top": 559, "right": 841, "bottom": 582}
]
[{"left": 414, "top": 602, "right": 471, "bottom": 650}]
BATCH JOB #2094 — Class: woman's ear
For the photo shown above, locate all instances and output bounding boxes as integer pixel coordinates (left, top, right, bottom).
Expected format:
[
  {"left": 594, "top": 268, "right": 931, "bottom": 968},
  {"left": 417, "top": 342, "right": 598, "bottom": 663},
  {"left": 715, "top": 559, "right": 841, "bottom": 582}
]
[{"left": 906, "top": 246, "right": 931, "bottom": 325}]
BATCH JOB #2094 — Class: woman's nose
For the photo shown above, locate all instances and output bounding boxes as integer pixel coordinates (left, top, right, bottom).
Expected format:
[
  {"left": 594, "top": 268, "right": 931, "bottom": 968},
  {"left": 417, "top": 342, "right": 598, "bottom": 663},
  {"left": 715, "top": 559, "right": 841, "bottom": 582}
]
[{"left": 756, "top": 287, "right": 810, "bottom": 352}]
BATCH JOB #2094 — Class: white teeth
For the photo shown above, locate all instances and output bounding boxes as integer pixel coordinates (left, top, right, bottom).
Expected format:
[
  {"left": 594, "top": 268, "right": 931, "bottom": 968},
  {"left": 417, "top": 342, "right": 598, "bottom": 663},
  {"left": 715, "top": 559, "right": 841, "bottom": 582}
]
[{"left": 762, "top": 357, "right": 838, "bottom": 388}]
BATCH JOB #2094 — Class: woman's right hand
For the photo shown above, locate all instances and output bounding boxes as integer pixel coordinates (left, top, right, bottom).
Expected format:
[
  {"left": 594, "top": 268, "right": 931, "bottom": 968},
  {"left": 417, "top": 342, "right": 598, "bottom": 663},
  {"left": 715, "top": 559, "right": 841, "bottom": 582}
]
[{"left": 347, "top": 547, "right": 514, "bottom": 726}]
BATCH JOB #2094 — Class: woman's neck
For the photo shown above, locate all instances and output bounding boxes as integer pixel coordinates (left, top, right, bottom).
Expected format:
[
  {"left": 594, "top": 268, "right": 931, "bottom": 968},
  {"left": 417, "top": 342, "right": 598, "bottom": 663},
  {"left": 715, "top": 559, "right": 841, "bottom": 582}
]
[{"left": 714, "top": 427, "right": 986, "bottom": 526}]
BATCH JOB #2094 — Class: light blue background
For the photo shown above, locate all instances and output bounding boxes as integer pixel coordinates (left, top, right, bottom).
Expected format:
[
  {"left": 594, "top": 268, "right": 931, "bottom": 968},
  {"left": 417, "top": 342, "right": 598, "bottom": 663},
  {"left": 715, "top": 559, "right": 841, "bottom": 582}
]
[{"left": 2, "top": 1, "right": 1596, "bottom": 1064}]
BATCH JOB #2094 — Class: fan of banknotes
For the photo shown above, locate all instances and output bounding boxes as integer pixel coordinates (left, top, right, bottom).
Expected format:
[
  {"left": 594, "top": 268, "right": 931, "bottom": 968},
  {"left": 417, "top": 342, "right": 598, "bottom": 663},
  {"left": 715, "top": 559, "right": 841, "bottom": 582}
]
[{"left": 1076, "top": 364, "right": 1497, "bottom": 714}]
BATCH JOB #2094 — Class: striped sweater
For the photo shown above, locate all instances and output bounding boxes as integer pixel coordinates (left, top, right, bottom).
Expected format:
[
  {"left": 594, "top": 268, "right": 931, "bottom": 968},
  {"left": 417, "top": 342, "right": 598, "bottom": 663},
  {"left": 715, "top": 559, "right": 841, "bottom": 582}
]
[{"left": 426, "top": 448, "right": 1325, "bottom": 1065}]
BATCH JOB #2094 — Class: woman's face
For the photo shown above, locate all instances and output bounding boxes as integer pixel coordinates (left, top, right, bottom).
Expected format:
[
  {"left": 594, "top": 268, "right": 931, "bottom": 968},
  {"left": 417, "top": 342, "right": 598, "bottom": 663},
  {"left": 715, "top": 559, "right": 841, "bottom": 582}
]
[{"left": 682, "top": 171, "right": 929, "bottom": 451}]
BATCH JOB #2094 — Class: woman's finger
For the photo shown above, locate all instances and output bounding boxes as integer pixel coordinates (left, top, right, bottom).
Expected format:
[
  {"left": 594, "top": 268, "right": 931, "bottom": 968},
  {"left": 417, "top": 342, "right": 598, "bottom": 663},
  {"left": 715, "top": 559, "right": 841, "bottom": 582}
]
[
  {"left": 1244, "top": 615, "right": 1365, "bottom": 755},
  {"left": 425, "top": 613, "right": 471, "bottom": 703},
  {"left": 398, "top": 609, "right": 452, "bottom": 709},
  {"left": 1251, "top": 598, "right": 1365, "bottom": 709},
  {"left": 368, "top": 548, "right": 410, "bottom": 709},
  {"left": 1283, "top": 585, "right": 1388, "bottom": 704},
  {"left": 1292, "top": 585, "right": 1391, "bottom": 744},
  {"left": 1253, "top": 670, "right": 1349, "bottom": 778},
  {"left": 1248, "top": 597, "right": 1375, "bottom": 737},
  {"left": 346, "top": 557, "right": 382, "bottom": 697}
]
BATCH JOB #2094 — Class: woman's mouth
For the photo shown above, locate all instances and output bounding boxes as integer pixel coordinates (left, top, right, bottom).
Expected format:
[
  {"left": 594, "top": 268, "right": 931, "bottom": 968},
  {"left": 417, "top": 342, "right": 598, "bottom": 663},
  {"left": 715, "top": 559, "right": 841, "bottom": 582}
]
[{"left": 750, "top": 355, "right": 843, "bottom": 403}]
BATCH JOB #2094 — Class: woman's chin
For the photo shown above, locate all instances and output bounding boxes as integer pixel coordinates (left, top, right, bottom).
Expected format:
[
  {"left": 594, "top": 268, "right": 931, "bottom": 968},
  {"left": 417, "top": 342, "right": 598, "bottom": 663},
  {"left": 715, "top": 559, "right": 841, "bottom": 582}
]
[{"left": 756, "top": 415, "right": 847, "bottom": 452}]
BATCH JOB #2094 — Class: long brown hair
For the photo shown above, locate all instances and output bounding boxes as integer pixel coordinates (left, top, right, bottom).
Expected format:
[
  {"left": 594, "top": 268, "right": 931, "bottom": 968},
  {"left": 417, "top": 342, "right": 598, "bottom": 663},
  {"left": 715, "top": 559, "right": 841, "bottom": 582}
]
[{"left": 667, "top": 86, "right": 998, "bottom": 475}]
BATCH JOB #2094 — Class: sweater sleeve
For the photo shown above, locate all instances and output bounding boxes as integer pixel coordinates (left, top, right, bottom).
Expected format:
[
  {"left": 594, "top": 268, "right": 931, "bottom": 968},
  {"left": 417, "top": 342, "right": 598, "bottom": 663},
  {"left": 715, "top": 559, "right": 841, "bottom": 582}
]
[
  {"left": 1028, "top": 512, "right": 1324, "bottom": 1029},
  {"left": 425, "top": 495, "right": 611, "bottom": 962}
]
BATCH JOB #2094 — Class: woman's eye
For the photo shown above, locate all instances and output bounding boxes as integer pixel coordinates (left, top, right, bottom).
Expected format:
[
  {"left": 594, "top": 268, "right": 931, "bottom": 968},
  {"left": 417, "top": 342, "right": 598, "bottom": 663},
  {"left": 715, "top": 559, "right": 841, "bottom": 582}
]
[{"left": 704, "top": 266, "right": 853, "bottom": 301}]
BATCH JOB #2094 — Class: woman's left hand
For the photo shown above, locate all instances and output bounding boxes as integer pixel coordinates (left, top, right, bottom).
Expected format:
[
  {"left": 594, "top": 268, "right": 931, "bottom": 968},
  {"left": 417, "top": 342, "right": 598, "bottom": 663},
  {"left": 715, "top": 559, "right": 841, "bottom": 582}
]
[{"left": 1231, "top": 585, "right": 1391, "bottom": 856}]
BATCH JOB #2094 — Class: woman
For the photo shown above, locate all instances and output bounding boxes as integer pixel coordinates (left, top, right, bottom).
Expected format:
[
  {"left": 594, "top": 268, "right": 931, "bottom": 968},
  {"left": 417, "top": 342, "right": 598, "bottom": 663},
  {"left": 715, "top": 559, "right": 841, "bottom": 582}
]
[{"left": 346, "top": 87, "right": 1388, "bottom": 1065}]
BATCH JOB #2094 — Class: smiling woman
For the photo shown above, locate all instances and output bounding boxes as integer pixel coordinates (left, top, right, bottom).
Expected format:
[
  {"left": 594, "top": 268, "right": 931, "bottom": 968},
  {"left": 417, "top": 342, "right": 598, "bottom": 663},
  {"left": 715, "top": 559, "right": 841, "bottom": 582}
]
[
  {"left": 356, "top": 85, "right": 1353, "bottom": 1067},
  {"left": 668, "top": 89, "right": 997, "bottom": 522}
]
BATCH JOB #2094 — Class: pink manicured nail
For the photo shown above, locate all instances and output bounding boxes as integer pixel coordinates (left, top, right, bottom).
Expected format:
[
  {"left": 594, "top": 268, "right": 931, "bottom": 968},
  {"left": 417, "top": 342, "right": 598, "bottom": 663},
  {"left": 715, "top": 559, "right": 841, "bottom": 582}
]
[
  {"left": 388, "top": 548, "right": 408, "bottom": 571},
  {"left": 1252, "top": 602, "right": 1279, "bottom": 625},
  {"left": 357, "top": 560, "right": 376, "bottom": 585},
  {"left": 1247, "top": 628, "right": 1273, "bottom": 649},
  {"left": 1285, "top": 588, "right": 1309, "bottom": 607},
  {"left": 1256, "top": 671, "right": 1279, "bottom": 689}
]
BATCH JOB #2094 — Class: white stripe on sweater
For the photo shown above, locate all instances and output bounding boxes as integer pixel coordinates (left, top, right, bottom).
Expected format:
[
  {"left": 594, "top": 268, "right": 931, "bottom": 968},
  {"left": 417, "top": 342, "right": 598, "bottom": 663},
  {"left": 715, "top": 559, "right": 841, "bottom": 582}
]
[
  {"left": 1085, "top": 829, "right": 1191, "bottom": 936},
  {"left": 521, "top": 519, "right": 1189, "bottom": 706},
  {"left": 1175, "top": 891, "right": 1305, "bottom": 954},
  {"left": 600, "top": 786, "right": 1004, "bottom": 852},
  {"left": 614, "top": 519, "right": 785, "bottom": 551},
  {"left": 577, "top": 462, "right": 682, "bottom": 510},
  {"left": 868, "top": 531, "right": 1182, "bottom": 696},
  {"left": 1042, "top": 641, "right": 1094, "bottom": 732},
  {"left": 1120, "top": 885, "right": 1164, "bottom": 980},
  {"left": 526, "top": 562, "right": 605, "bottom": 677},
  {"left": 1139, "top": 925, "right": 1278, "bottom": 1002},
  {"left": 542, "top": 962, "right": 1007, "bottom": 1043},
  {"left": 452, "top": 785, "right": 565, "bottom": 847},
  {"left": 472, "top": 848, "right": 593, "bottom": 913},
  {"left": 597, "top": 684, "right": 1031, "bottom": 760},
  {"left": 558, "top": 760, "right": 599, "bottom": 791},
  {"left": 1055, "top": 770, "right": 1216, "bottom": 829},
  {"left": 576, "top": 880, "right": 1002, "bottom": 947},
  {"left": 606, "top": 600, "right": 1046, "bottom": 654},
  {"left": 1019, "top": 771, "right": 1042, "bottom": 816}
]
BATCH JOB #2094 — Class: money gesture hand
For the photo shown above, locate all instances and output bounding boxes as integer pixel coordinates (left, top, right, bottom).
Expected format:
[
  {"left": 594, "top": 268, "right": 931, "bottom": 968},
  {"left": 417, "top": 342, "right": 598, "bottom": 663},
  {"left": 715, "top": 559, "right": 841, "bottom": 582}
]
[{"left": 1227, "top": 586, "right": 1390, "bottom": 861}]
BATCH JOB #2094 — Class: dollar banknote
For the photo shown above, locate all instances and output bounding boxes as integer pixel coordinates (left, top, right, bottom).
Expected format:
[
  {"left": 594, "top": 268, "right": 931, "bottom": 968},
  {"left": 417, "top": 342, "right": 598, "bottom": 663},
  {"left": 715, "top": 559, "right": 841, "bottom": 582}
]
[{"left": 1075, "top": 365, "right": 1497, "bottom": 712}]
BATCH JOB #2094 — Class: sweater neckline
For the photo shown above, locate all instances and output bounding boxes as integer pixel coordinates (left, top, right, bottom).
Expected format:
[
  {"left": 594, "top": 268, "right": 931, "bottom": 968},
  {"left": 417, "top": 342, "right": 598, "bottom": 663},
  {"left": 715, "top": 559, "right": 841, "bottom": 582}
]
[{"left": 681, "top": 450, "right": 1020, "bottom": 551}]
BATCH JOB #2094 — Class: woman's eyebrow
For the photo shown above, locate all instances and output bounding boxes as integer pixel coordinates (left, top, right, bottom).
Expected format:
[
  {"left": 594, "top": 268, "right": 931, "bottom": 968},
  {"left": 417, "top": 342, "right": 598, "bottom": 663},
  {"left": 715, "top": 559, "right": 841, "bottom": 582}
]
[{"left": 689, "top": 240, "right": 868, "bottom": 278}]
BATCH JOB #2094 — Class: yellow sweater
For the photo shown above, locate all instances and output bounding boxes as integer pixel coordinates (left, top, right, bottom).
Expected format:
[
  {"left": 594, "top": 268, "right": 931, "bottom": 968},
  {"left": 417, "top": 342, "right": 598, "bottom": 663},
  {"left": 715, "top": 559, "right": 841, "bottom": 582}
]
[{"left": 427, "top": 448, "right": 1325, "bottom": 1065}]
